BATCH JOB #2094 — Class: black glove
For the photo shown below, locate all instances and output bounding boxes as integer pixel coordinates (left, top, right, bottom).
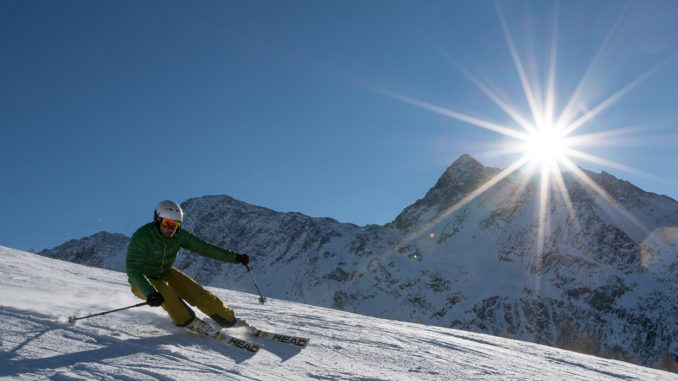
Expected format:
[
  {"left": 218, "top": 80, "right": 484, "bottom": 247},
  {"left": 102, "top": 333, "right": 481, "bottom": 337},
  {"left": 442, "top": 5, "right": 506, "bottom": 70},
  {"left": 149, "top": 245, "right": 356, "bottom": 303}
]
[
  {"left": 236, "top": 254, "right": 250, "bottom": 266},
  {"left": 147, "top": 291, "right": 165, "bottom": 307}
]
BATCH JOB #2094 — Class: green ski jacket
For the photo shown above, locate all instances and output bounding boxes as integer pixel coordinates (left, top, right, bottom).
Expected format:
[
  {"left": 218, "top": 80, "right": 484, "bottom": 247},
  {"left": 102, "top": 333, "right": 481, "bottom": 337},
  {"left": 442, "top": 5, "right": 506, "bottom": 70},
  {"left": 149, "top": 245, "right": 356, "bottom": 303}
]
[{"left": 126, "top": 222, "right": 239, "bottom": 297}]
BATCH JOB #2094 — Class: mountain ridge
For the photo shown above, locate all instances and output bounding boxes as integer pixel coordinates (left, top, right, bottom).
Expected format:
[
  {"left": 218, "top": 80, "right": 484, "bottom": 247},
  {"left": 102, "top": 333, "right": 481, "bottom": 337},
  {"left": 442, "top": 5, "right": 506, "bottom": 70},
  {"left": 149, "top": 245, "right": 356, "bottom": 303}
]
[{"left": 37, "top": 154, "right": 678, "bottom": 369}]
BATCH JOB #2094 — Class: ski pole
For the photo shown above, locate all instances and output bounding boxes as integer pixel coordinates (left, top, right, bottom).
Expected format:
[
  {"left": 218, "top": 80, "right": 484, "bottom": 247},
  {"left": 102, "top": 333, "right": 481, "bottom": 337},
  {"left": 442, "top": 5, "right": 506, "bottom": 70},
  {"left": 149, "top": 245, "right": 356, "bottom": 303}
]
[
  {"left": 245, "top": 264, "right": 267, "bottom": 304},
  {"left": 68, "top": 302, "right": 148, "bottom": 324}
]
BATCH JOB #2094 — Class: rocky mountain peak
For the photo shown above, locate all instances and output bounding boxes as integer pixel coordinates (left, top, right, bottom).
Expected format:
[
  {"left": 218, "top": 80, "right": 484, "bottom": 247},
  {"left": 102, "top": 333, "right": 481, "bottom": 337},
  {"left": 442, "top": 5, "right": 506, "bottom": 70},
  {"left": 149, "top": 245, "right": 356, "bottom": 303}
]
[
  {"left": 447, "top": 153, "right": 484, "bottom": 175},
  {"left": 390, "top": 154, "right": 498, "bottom": 231},
  {"left": 427, "top": 154, "right": 486, "bottom": 199}
]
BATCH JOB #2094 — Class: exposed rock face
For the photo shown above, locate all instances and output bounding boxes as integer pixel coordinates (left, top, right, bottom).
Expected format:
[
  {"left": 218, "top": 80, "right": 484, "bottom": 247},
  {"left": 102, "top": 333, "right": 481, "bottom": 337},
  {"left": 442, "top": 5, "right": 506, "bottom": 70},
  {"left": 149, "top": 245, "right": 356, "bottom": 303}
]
[{"left": 38, "top": 231, "right": 129, "bottom": 271}]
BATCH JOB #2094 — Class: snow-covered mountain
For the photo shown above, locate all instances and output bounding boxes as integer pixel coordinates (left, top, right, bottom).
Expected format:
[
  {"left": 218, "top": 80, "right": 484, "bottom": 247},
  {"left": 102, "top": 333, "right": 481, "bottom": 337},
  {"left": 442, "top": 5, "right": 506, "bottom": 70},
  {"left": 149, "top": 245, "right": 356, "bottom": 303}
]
[
  {"left": 37, "top": 154, "right": 678, "bottom": 369},
  {"left": 3, "top": 246, "right": 677, "bottom": 380}
]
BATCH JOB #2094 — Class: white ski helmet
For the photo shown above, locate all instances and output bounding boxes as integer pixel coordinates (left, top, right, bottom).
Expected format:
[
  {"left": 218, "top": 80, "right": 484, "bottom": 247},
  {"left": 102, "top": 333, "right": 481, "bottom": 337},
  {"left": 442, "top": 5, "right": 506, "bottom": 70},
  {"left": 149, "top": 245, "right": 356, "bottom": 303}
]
[{"left": 154, "top": 200, "right": 183, "bottom": 224}]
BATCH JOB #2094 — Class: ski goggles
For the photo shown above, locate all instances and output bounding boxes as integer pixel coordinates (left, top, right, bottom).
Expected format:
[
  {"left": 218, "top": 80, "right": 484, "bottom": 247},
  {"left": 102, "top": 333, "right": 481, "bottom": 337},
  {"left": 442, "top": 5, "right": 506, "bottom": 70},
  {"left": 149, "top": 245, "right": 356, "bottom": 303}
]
[{"left": 159, "top": 218, "right": 181, "bottom": 230}]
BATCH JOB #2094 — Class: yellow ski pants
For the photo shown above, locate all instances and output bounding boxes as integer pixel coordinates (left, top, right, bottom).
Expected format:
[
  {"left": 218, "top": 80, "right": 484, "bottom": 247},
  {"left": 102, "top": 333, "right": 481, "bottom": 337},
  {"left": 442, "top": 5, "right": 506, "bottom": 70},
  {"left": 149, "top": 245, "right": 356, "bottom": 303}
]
[{"left": 131, "top": 267, "right": 235, "bottom": 327}]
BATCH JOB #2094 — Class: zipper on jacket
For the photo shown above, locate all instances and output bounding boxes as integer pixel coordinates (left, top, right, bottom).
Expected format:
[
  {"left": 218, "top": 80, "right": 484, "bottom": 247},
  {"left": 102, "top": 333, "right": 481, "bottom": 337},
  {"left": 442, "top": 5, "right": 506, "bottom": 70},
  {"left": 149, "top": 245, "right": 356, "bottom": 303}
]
[{"left": 161, "top": 239, "right": 167, "bottom": 272}]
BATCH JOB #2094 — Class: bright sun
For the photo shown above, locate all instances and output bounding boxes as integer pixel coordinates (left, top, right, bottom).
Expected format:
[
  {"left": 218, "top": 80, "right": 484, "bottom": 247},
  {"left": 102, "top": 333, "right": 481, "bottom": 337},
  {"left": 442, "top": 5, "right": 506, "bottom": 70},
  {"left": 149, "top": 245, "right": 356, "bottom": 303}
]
[{"left": 523, "top": 126, "right": 570, "bottom": 166}]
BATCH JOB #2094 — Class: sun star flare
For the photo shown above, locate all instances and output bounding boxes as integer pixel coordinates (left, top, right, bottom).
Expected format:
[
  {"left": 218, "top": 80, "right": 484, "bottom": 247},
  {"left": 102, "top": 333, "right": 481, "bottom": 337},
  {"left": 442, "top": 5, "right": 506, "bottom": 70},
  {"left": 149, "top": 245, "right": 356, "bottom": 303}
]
[{"left": 368, "top": 1, "right": 666, "bottom": 272}]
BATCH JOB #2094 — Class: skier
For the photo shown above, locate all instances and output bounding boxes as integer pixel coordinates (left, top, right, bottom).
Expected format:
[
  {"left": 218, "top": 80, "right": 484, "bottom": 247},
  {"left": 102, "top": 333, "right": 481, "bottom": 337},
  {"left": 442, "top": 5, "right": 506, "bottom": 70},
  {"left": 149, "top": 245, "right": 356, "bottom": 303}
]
[{"left": 126, "top": 200, "right": 251, "bottom": 336}]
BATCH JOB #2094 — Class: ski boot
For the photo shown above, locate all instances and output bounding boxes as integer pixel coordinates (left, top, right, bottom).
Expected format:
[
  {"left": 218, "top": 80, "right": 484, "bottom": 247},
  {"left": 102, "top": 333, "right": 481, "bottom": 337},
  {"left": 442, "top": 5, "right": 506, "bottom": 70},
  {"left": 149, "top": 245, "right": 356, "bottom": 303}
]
[
  {"left": 186, "top": 317, "right": 223, "bottom": 338},
  {"left": 231, "top": 318, "right": 263, "bottom": 337}
]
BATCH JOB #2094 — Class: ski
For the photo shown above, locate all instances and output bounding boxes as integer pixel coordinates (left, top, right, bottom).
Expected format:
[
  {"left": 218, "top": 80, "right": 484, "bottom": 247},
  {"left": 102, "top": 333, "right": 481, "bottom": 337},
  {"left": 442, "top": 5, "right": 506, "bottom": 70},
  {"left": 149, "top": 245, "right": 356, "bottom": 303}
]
[
  {"left": 252, "top": 329, "right": 310, "bottom": 349},
  {"left": 227, "top": 319, "right": 309, "bottom": 349},
  {"left": 187, "top": 318, "right": 262, "bottom": 354},
  {"left": 215, "top": 331, "right": 262, "bottom": 354}
]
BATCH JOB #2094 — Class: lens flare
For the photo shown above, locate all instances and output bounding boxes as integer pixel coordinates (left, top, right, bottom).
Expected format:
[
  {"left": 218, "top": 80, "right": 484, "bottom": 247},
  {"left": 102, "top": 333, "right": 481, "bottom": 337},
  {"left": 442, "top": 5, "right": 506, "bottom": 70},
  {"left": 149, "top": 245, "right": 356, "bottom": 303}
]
[
  {"left": 640, "top": 228, "right": 678, "bottom": 270},
  {"left": 358, "top": 1, "right": 674, "bottom": 274}
]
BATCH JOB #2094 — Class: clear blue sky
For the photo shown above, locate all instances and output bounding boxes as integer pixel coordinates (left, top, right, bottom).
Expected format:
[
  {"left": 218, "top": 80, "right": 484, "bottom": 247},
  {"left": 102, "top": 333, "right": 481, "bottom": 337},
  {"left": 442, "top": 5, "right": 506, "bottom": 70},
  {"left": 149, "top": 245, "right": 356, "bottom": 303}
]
[{"left": 2, "top": 0, "right": 678, "bottom": 252}]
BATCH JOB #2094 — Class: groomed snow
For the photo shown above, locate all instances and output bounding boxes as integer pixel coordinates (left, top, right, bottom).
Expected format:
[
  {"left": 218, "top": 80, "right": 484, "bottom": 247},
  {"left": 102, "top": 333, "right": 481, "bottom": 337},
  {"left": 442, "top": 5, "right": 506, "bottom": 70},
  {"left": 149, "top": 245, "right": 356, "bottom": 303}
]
[{"left": 1, "top": 246, "right": 675, "bottom": 380}]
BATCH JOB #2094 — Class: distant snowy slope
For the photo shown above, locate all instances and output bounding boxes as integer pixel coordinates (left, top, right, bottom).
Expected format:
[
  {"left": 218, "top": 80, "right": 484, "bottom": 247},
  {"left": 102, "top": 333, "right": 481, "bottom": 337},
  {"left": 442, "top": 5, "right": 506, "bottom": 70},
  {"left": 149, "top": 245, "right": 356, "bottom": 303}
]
[{"left": 1, "top": 246, "right": 675, "bottom": 380}]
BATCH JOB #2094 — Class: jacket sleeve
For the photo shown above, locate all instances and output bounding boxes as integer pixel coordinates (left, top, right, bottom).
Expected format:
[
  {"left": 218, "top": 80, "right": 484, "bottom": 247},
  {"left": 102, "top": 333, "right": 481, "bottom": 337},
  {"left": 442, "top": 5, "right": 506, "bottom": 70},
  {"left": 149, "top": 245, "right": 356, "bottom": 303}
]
[
  {"left": 180, "top": 231, "right": 240, "bottom": 264},
  {"left": 125, "top": 230, "right": 156, "bottom": 297}
]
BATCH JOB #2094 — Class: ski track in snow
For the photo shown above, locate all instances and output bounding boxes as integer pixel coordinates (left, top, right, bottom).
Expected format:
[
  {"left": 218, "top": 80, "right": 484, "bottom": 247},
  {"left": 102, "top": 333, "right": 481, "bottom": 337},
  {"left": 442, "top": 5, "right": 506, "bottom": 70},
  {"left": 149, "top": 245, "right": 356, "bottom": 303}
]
[{"left": 1, "top": 246, "right": 676, "bottom": 380}]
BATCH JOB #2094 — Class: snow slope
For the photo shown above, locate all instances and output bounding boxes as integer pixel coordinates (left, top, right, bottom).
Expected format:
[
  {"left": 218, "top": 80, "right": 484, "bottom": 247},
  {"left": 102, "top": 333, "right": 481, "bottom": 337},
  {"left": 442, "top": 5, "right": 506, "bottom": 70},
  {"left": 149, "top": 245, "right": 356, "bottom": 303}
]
[{"left": 1, "top": 246, "right": 675, "bottom": 380}]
